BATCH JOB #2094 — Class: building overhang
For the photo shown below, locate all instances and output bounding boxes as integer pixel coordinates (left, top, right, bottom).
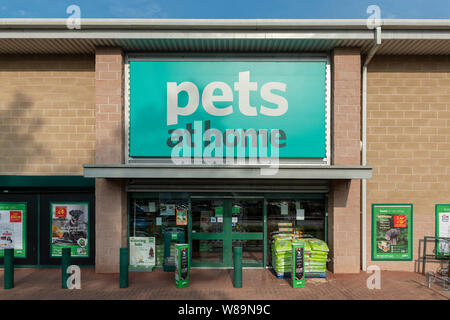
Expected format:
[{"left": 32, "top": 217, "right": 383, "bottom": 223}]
[
  {"left": 1, "top": 18, "right": 450, "bottom": 55},
  {"left": 83, "top": 164, "right": 372, "bottom": 180}
]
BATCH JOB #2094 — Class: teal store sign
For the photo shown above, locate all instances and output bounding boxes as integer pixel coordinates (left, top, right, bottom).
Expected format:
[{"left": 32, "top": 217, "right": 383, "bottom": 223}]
[{"left": 129, "top": 60, "right": 326, "bottom": 158}]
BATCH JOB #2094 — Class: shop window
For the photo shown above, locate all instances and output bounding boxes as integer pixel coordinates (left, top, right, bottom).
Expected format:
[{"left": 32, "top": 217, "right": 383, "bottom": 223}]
[
  {"left": 267, "top": 198, "right": 326, "bottom": 266},
  {"left": 231, "top": 200, "right": 263, "bottom": 233},
  {"left": 129, "top": 197, "right": 188, "bottom": 267},
  {"left": 191, "top": 200, "right": 224, "bottom": 233}
]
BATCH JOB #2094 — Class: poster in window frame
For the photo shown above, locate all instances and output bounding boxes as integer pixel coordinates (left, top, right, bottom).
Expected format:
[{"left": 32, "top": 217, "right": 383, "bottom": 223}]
[
  {"left": 0, "top": 202, "right": 27, "bottom": 258},
  {"left": 372, "top": 204, "right": 413, "bottom": 261},
  {"left": 50, "top": 202, "right": 90, "bottom": 258},
  {"left": 435, "top": 204, "right": 450, "bottom": 258}
]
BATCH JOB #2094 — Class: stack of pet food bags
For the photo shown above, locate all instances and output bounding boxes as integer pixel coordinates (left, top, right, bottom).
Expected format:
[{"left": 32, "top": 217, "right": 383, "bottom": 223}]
[
  {"left": 305, "top": 239, "right": 329, "bottom": 275},
  {"left": 271, "top": 233, "right": 293, "bottom": 276},
  {"left": 156, "top": 243, "right": 164, "bottom": 266}
]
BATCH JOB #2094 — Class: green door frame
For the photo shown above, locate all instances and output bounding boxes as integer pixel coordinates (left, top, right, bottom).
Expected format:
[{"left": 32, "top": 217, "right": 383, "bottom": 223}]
[{"left": 190, "top": 197, "right": 264, "bottom": 268}]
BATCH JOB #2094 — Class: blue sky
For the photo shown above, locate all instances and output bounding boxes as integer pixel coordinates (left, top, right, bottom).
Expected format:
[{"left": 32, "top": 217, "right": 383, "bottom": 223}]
[{"left": 0, "top": 0, "right": 449, "bottom": 19}]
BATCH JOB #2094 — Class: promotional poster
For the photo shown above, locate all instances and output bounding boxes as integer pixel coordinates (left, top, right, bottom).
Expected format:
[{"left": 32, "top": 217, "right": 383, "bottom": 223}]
[
  {"left": 436, "top": 204, "right": 450, "bottom": 257},
  {"left": 175, "top": 243, "right": 190, "bottom": 288},
  {"left": 292, "top": 243, "right": 305, "bottom": 288},
  {"left": 130, "top": 236, "right": 156, "bottom": 269},
  {"left": 50, "top": 202, "right": 89, "bottom": 257},
  {"left": 160, "top": 203, "right": 176, "bottom": 216},
  {"left": 176, "top": 208, "right": 188, "bottom": 226},
  {"left": 0, "top": 202, "right": 26, "bottom": 258},
  {"left": 372, "top": 204, "right": 413, "bottom": 260}
]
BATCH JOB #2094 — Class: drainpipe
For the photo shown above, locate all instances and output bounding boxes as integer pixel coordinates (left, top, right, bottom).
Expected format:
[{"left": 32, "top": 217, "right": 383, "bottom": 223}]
[{"left": 362, "top": 26, "right": 381, "bottom": 271}]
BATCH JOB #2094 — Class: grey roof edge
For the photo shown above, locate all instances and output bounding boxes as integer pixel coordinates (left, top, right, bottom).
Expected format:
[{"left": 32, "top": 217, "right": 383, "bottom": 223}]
[
  {"left": 1, "top": 18, "right": 450, "bottom": 30},
  {"left": 83, "top": 164, "right": 373, "bottom": 169},
  {"left": 83, "top": 164, "right": 373, "bottom": 180}
]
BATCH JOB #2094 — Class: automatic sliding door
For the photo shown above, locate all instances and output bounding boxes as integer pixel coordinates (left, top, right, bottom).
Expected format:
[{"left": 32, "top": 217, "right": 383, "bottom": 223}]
[
  {"left": 190, "top": 198, "right": 264, "bottom": 268},
  {"left": 231, "top": 199, "right": 264, "bottom": 267},
  {"left": 191, "top": 199, "right": 229, "bottom": 267}
]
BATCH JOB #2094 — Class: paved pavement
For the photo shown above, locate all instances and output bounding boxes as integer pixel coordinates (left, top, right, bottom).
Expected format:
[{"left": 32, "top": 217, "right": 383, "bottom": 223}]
[{"left": 0, "top": 268, "right": 448, "bottom": 300}]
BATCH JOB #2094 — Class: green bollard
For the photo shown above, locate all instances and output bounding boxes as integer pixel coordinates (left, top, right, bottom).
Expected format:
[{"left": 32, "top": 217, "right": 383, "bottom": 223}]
[
  {"left": 233, "top": 247, "right": 242, "bottom": 288},
  {"left": 61, "top": 248, "right": 71, "bottom": 289},
  {"left": 4, "top": 248, "right": 14, "bottom": 289},
  {"left": 120, "top": 247, "right": 129, "bottom": 288}
]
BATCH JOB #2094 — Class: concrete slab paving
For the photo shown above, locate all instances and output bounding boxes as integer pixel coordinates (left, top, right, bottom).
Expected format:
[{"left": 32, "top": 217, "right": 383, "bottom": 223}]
[{"left": 0, "top": 269, "right": 448, "bottom": 300}]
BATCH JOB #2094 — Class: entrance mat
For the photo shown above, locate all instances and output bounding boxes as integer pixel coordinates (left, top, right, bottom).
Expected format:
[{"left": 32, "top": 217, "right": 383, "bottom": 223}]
[{"left": 270, "top": 268, "right": 327, "bottom": 279}]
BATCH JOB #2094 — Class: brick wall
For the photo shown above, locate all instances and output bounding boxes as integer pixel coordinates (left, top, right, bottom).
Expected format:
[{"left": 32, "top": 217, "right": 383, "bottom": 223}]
[
  {"left": 94, "top": 48, "right": 127, "bottom": 273},
  {"left": 0, "top": 55, "right": 95, "bottom": 175},
  {"left": 329, "top": 48, "right": 362, "bottom": 273},
  {"left": 95, "top": 48, "right": 124, "bottom": 165},
  {"left": 332, "top": 48, "right": 362, "bottom": 165},
  {"left": 366, "top": 55, "right": 450, "bottom": 272}
]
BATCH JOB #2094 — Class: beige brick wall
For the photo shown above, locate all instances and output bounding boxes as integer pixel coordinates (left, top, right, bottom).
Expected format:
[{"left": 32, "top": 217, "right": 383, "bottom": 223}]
[
  {"left": 328, "top": 48, "right": 362, "bottom": 273},
  {"left": 366, "top": 55, "right": 450, "bottom": 272},
  {"left": 0, "top": 54, "right": 95, "bottom": 175},
  {"left": 94, "top": 48, "right": 127, "bottom": 273}
]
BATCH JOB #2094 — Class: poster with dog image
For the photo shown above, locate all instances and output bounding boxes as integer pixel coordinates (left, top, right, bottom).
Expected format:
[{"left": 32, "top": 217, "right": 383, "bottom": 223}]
[{"left": 51, "top": 202, "right": 89, "bottom": 258}]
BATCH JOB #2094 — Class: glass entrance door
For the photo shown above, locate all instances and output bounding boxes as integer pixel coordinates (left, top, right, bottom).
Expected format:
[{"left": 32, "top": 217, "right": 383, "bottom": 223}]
[
  {"left": 190, "top": 198, "right": 264, "bottom": 268},
  {"left": 231, "top": 199, "right": 264, "bottom": 267},
  {"left": 191, "top": 199, "right": 228, "bottom": 267}
]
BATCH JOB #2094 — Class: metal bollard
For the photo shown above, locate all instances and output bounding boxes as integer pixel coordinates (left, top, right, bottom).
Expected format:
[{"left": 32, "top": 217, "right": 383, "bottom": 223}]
[
  {"left": 61, "top": 248, "right": 71, "bottom": 289},
  {"left": 4, "top": 248, "right": 14, "bottom": 289},
  {"left": 120, "top": 247, "right": 129, "bottom": 288},
  {"left": 233, "top": 247, "right": 242, "bottom": 288}
]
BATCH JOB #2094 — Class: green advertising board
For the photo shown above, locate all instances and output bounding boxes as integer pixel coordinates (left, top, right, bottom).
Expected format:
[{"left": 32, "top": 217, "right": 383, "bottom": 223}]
[
  {"left": 129, "top": 59, "right": 327, "bottom": 159},
  {"left": 435, "top": 204, "right": 450, "bottom": 258},
  {"left": 50, "top": 202, "right": 90, "bottom": 258},
  {"left": 0, "top": 202, "right": 27, "bottom": 258},
  {"left": 175, "top": 243, "right": 190, "bottom": 289},
  {"left": 372, "top": 204, "right": 413, "bottom": 261},
  {"left": 292, "top": 243, "right": 305, "bottom": 288}
]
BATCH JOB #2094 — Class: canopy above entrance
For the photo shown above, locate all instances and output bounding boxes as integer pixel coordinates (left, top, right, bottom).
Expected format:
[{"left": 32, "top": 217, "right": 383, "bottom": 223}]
[{"left": 83, "top": 164, "right": 372, "bottom": 180}]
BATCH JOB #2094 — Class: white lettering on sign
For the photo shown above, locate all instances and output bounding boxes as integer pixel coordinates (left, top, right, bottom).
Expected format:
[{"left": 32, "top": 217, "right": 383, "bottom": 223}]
[
  {"left": 234, "top": 71, "right": 258, "bottom": 116},
  {"left": 167, "top": 81, "right": 200, "bottom": 126},
  {"left": 166, "top": 71, "right": 288, "bottom": 125},
  {"left": 202, "top": 81, "right": 233, "bottom": 117}
]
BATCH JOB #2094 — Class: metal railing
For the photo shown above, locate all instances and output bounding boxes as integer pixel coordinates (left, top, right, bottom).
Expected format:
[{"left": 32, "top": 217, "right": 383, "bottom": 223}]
[
  {"left": 422, "top": 236, "right": 449, "bottom": 291},
  {"left": 422, "top": 236, "right": 450, "bottom": 275}
]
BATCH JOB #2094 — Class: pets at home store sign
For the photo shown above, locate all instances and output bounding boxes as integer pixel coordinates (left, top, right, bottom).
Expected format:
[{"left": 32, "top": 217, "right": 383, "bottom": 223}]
[{"left": 128, "top": 59, "right": 328, "bottom": 161}]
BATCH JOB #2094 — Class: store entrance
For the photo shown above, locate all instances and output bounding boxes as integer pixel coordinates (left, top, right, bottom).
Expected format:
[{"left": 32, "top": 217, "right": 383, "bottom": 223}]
[
  {"left": 190, "top": 198, "right": 264, "bottom": 268},
  {"left": 128, "top": 192, "right": 327, "bottom": 270}
]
